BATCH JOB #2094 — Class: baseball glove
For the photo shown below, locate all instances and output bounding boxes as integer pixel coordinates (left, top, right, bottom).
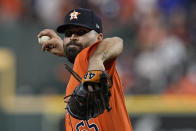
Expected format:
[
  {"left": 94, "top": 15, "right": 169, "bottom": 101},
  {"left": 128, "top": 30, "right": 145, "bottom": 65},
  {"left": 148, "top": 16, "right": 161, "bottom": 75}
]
[{"left": 65, "top": 70, "right": 112, "bottom": 120}]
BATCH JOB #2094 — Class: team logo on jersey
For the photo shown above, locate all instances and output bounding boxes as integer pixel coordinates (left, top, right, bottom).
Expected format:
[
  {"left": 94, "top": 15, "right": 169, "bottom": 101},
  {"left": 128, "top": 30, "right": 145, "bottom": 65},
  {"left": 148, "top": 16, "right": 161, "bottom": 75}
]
[{"left": 70, "top": 10, "right": 80, "bottom": 20}]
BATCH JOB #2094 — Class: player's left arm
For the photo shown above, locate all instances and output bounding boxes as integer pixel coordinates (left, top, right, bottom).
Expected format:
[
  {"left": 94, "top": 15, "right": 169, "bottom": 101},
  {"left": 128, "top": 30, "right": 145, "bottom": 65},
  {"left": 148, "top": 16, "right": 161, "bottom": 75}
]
[{"left": 88, "top": 37, "right": 123, "bottom": 71}]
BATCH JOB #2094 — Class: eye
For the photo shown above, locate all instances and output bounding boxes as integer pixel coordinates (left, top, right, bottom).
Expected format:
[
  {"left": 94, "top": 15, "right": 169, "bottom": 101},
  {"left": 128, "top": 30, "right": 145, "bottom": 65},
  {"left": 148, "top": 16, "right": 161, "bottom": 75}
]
[
  {"left": 65, "top": 31, "right": 73, "bottom": 37},
  {"left": 77, "top": 30, "right": 88, "bottom": 36}
]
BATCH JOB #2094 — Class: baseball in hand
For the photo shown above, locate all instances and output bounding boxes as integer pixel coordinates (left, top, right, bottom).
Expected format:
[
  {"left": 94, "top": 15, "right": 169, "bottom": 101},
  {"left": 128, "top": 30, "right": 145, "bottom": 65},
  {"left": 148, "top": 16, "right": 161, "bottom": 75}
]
[{"left": 38, "top": 35, "right": 51, "bottom": 45}]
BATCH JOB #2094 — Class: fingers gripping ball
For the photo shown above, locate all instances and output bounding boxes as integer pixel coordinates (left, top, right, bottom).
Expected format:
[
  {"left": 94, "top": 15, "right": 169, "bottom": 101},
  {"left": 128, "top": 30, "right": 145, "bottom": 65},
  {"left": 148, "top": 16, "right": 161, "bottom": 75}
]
[
  {"left": 65, "top": 70, "right": 113, "bottom": 120},
  {"left": 38, "top": 35, "right": 51, "bottom": 45},
  {"left": 38, "top": 35, "right": 54, "bottom": 49}
]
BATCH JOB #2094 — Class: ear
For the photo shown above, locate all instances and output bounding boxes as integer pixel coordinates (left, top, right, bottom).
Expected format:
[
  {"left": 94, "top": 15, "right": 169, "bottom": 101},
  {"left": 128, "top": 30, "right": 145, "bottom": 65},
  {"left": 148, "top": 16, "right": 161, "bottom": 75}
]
[{"left": 97, "top": 33, "right": 103, "bottom": 41}]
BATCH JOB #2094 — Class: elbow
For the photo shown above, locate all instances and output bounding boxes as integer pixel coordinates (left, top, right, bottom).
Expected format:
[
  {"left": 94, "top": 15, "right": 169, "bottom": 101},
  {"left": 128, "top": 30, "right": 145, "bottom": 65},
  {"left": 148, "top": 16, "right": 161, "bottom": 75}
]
[{"left": 111, "top": 37, "right": 123, "bottom": 55}]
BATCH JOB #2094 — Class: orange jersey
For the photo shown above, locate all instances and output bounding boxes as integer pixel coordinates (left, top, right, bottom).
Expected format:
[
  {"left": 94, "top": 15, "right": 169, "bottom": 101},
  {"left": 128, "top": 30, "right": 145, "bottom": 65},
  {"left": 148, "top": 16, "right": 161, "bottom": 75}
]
[{"left": 65, "top": 41, "right": 133, "bottom": 131}]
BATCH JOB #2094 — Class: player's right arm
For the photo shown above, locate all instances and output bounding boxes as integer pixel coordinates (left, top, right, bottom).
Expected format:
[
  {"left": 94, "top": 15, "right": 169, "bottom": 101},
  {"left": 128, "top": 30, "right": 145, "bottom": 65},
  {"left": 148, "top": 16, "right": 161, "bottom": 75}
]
[{"left": 37, "top": 29, "right": 66, "bottom": 57}]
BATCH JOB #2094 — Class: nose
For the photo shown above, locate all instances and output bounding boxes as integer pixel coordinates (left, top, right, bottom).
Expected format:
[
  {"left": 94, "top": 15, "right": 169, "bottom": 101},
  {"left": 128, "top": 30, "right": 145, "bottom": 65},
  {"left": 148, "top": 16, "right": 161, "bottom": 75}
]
[{"left": 70, "top": 34, "right": 78, "bottom": 41}]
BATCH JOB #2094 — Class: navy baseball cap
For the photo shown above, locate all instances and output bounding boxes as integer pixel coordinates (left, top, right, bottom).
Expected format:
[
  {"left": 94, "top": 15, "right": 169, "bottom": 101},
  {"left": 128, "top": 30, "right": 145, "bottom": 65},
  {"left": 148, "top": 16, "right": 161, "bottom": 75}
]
[{"left": 57, "top": 8, "right": 102, "bottom": 34}]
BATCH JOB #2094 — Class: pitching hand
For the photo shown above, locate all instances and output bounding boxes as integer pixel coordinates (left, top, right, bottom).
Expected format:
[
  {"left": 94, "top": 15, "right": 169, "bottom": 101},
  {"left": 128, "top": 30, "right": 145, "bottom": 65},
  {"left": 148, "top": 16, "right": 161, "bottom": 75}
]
[{"left": 37, "top": 29, "right": 65, "bottom": 57}]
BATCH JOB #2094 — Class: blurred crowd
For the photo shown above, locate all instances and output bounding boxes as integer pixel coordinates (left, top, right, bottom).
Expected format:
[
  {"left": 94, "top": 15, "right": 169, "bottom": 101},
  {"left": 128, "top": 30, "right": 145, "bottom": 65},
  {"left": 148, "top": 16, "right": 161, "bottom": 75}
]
[
  {"left": 117, "top": 0, "right": 196, "bottom": 95},
  {"left": 0, "top": 0, "right": 196, "bottom": 95}
]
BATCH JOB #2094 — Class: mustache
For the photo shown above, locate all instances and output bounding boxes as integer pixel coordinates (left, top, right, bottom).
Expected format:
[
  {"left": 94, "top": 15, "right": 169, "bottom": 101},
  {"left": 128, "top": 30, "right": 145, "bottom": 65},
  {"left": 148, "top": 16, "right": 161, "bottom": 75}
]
[{"left": 66, "top": 41, "right": 82, "bottom": 47}]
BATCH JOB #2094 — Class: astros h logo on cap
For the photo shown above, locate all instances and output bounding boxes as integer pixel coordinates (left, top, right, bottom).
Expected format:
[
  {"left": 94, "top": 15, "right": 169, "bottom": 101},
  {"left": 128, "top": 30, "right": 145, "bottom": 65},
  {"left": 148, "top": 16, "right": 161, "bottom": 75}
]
[{"left": 70, "top": 10, "right": 80, "bottom": 20}]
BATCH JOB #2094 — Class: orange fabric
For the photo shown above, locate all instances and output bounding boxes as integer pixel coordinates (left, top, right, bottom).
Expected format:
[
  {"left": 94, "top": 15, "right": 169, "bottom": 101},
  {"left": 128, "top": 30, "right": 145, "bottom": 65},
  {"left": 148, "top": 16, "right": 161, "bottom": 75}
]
[{"left": 65, "top": 41, "right": 133, "bottom": 131}]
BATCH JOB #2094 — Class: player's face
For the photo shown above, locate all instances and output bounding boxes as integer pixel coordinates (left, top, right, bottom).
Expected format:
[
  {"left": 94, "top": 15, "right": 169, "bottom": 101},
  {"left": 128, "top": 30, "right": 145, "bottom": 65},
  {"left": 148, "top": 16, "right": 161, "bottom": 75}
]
[{"left": 63, "top": 26, "right": 102, "bottom": 63}]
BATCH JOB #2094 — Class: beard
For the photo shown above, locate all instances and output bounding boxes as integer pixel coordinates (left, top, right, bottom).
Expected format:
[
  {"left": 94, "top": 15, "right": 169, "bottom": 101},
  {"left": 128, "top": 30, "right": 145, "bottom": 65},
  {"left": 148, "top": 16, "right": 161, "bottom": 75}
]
[{"left": 65, "top": 41, "right": 84, "bottom": 63}]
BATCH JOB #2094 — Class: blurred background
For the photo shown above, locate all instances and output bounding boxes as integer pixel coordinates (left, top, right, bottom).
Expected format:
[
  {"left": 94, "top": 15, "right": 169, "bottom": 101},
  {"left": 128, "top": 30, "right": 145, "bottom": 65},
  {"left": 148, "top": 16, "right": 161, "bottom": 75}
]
[{"left": 0, "top": 0, "right": 196, "bottom": 131}]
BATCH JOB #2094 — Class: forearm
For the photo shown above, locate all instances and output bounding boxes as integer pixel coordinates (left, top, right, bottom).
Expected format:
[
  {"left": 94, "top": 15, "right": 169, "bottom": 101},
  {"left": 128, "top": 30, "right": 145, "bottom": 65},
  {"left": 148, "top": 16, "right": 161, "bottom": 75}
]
[{"left": 88, "top": 37, "right": 123, "bottom": 71}]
